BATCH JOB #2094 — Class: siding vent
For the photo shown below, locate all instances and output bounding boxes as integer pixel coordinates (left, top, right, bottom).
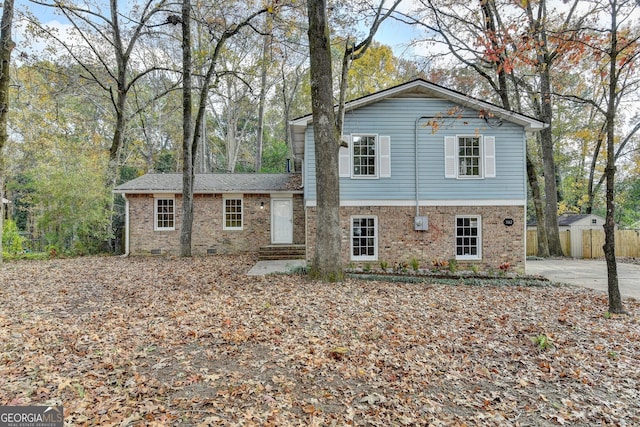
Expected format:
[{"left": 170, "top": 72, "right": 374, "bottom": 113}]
[
  {"left": 150, "top": 249, "right": 162, "bottom": 255},
  {"left": 207, "top": 248, "right": 217, "bottom": 255}
]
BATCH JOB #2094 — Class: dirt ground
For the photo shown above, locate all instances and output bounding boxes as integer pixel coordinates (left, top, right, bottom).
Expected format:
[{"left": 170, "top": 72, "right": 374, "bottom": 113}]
[{"left": 1, "top": 255, "right": 639, "bottom": 426}]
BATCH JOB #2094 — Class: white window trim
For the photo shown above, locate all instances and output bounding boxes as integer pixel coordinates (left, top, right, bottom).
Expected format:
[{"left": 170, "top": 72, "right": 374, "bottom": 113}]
[
  {"left": 455, "top": 215, "right": 482, "bottom": 260},
  {"left": 457, "top": 135, "right": 483, "bottom": 179},
  {"left": 351, "top": 134, "right": 379, "bottom": 179},
  {"left": 350, "top": 215, "right": 378, "bottom": 261},
  {"left": 223, "top": 195, "right": 243, "bottom": 230},
  {"left": 445, "top": 135, "right": 495, "bottom": 179},
  {"left": 154, "top": 197, "right": 175, "bottom": 231},
  {"left": 340, "top": 134, "right": 391, "bottom": 179}
]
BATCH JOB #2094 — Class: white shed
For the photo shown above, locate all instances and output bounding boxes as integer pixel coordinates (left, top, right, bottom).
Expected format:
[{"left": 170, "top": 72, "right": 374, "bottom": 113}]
[{"left": 528, "top": 214, "right": 608, "bottom": 258}]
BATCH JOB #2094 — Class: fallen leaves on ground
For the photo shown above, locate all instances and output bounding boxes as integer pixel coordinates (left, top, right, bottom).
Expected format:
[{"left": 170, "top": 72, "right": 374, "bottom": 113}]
[{"left": 1, "top": 255, "right": 639, "bottom": 426}]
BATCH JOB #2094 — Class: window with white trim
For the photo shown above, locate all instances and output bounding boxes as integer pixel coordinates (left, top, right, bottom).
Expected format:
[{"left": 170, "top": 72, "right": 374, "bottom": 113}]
[
  {"left": 339, "top": 134, "right": 391, "bottom": 179},
  {"left": 455, "top": 215, "right": 481, "bottom": 260},
  {"left": 445, "top": 135, "right": 495, "bottom": 179},
  {"left": 155, "top": 198, "right": 175, "bottom": 230},
  {"left": 224, "top": 197, "right": 243, "bottom": 230},
  {"left": 458, "top": 136, "right": 481, "bottom": 177},
  {"left": 352, "top": 135, "right": 377, "bottom": 177},
  {"left": 351, "top": 216, "right": 377, "bottom": 260}
]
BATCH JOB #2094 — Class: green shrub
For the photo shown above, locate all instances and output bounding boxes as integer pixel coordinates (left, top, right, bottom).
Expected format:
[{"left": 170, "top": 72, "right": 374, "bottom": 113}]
[
  {"left": 448, "top": 258, "right": 457, "bottom": 273},
  {"left": 2, "top": 219, "right": 25, "bottom": 254}
]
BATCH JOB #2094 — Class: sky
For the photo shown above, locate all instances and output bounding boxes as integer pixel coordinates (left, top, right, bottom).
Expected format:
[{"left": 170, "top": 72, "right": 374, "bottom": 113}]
[
  {"left": 12, "top": 0, "right": 424, "bottom": 61},
  {"left": 375, "top": 16, "right": 424, "bottom": 59}
]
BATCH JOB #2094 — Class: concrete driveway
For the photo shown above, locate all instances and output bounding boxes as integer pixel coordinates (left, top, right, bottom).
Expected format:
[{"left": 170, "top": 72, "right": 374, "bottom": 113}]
[{"left": 526, "top": 258, "right": 640, "bottom": 299}]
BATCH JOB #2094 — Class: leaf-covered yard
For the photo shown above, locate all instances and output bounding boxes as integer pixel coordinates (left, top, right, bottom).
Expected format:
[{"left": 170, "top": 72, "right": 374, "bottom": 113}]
[{"left": 1, "top": 256, "right": 639, "bottom": 426}]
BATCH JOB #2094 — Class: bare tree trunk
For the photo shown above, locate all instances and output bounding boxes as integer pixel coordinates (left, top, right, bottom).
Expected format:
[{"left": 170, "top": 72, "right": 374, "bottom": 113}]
[
  {"left": 603, "top": 0, "right": 624, "bottom": 314},
  {"left": 307, "top": 0, "right": 343, "bottom": 281},
  {"left": 0, "top": 0, "right": 15, "bottom": 263},
  {"left": 180, "top": 0, "right": 194, "bottom": 257},
  {"left": 539, "top": 73, "right": 563, "bottom": 256},
  {"left": 521, "top": 0, "right": 563, "bottom": 257},
  {"left": 179, "top": 6, "right": 269, "bottom": 255},
  {"left": 255, "top": 18, "right": 272, "bottom": 173},
  {"left": 527, "top": 151, "right": 549, "bottom": 257},
  {"left": 225, "top": 106, "right": 239, "bottom": 173}
]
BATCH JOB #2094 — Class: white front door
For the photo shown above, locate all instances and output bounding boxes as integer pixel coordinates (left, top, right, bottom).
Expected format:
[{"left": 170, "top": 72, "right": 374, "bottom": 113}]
[{"left": 271, "top": 199, "right": 293, "bottom": 244}]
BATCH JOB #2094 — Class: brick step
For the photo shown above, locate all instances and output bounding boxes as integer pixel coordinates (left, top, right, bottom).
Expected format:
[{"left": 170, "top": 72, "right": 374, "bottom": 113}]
[{"left": 258, "top": 245, "right": 306, "bottom": 261}]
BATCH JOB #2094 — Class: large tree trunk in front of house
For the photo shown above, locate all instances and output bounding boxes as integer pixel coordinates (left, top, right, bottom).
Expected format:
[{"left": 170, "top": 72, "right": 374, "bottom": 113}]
[
  {"left": 307, "top": 0, "right": 343, "bottom": 282},
  {"left": 603, "top": 153, "right": 623, "bottom": 313},
  {"left": 0, "top": 0, "right": 15, "bottom": 263},
  {"left": 523, "top": 0, "right": 562, "bottom": 257},
  {"left": 539, "top": 70, "right": 563, "bottom": 257},
  {"left": 180, "top": 0, "right": 194, "bottom": 257},
  {"left": 527, "top": 151, "right": 549, "bottom": 257},
  {"left": 603, "top": 4, "right": 624, "bottom": 314}
]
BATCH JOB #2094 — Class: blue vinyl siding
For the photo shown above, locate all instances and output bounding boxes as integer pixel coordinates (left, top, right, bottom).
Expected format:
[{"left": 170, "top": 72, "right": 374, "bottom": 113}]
[{"left": 304, "top": 98, "right": 527, "bottom": 202}]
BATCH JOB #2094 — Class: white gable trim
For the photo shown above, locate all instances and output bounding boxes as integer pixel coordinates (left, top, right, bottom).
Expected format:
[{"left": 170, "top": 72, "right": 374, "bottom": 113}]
[{"left": 290, "top": 79, "right": 547, "bottom": 131}]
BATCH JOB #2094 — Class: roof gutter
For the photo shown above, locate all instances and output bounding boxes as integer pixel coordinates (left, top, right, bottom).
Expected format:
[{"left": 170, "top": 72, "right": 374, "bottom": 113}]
[{"left": 112, "top": 189, "right": 304, "bottom": 195}]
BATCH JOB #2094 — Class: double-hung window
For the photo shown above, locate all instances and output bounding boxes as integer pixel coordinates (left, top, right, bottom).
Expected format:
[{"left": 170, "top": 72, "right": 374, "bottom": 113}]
[
  {"left": 339, "top": 134, "right": 391, "bottom": 179},
  {"left": 458, "top": 136, "right": 481, "bottom": 177},
  {"left": 155, "top": 197, "right": 175, "bottom": 230},
  {"left": 445, "top": 135, "right": 495, "bottom": 179},
  {"left": 455, "top": 215, "right": 481, "bottom": 260},
  {"left": 352, "top": 135, "right": 377, "bottom": 177},
  {"left": 351, "top": 216, "right": 377, "bottom": 260},
  {"left": 224, "top": 196, "right": 243, "bottom": 230}
]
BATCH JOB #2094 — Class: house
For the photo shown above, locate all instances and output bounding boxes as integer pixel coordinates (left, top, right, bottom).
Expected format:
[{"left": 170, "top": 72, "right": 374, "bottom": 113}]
[
  {"left": 115, "top": 79, "right": 545, "bottom": 272},
  {"left": 528, "top": 213, "right": 608, "bottom": 258},
  {"left": 113, "top": 173, "right": 305, "bottom": 257},
  {"left": 291, "top": 79, "right": 545, "bottom": 272}
]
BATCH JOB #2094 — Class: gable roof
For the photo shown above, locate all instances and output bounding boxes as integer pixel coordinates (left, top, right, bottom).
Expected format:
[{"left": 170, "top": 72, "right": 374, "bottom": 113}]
[
  {"left": 113, "top": 173, "right": 303, "bottom": 194},
  {"left": 289, "top": 78, "right": 547, "bottom": 161},
  {"left": 528, "top": 214, "right": 605, "bottom": 227},
  {"left": 557, "top": 214, "right": 603, "bottom": 226}
]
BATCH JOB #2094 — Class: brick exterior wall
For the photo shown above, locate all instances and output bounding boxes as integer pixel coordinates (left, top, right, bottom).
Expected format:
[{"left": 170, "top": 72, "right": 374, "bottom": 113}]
[
  {"left": 306, "top": 205, "right": 526, "bottom": 273},
  {"left": 126, "top": 193, "right": 304, "bottom": 256}
]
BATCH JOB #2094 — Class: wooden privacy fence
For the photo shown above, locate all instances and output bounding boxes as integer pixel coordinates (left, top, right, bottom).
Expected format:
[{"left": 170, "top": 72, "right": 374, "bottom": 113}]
[
  {"left": 527, "top": 229, "right": 640, "bottom": 258},
  {"left": 582, "top": 229, "right": 640, "bottom": 258},
  {"left": 526, "top": 230, "right": 571, "bottom": 256}
]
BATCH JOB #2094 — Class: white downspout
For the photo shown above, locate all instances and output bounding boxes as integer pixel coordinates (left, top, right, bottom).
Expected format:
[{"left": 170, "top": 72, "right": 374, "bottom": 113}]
[{"left": 122, "top": 194, "right": 130, "bottom": 256}]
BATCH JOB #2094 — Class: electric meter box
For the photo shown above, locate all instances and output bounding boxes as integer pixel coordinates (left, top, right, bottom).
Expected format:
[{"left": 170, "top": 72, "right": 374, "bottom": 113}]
[{"left": 414, "top": 216, "right": 428, "bottom": 231}]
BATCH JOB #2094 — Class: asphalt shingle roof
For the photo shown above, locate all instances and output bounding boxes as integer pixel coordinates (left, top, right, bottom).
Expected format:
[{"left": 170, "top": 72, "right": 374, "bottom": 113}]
[
  {"left": 113, "top": 173, "right": 303, "bottom": 194},
  {"left": 528, "top": 214, "right": 604, "bottom": 227}
]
